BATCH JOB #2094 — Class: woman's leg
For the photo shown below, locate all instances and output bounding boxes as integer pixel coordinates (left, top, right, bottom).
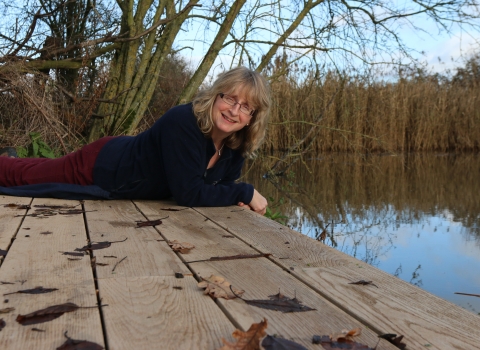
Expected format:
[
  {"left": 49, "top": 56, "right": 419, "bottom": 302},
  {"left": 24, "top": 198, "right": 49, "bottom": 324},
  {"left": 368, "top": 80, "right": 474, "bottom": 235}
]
[{"left": 0, "top": 137, "right": 115, "bottom": 187}]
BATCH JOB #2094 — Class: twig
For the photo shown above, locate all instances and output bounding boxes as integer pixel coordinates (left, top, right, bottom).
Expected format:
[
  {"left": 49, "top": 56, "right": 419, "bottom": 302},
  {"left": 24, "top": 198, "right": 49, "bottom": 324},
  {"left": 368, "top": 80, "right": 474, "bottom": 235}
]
[
  {"left": 454, "top": 292, "right": 480, "bottom": 298},
  {"left": 112, "top": 256, "right": 127, "bottom": 273}
]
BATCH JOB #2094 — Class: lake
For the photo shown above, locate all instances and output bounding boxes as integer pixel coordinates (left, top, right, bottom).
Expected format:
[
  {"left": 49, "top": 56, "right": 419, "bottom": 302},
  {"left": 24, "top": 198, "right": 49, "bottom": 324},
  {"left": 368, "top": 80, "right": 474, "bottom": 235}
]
[{"left": 244, "top": 153, "right": 480, "bottom": 315}]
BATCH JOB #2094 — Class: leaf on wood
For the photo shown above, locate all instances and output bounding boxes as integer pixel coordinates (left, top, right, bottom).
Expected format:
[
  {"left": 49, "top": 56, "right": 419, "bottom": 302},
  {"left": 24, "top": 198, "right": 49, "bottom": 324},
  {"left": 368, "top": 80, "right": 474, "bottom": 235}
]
[
  {"left": 60, "top": 251, "right": 85, "bottom": 257},
  {"left": 262, "top": 335, "right": 307, "bottom": 349},
  {"left": 136, "top": 218, "right": 164, "bottom": 227},
  {"left": 0, "top": 281, "right": 15, "bottom": 285},
  {"left": 348, "top": 280, "right": 378, "bottom": 288},
  {"left": 0, "top": 318, "right": 5, "bottom": 331},
  {"left": 16, "top": 302, "right": 80, "bottom": 325},
  {"left": 237, "top": 292, "right": 315, "bottom": 313},
  {"left": 59, "top": 209, "right": 88, "bottom": 215},
  {"left": 168, "top": 240, "right": 195, "bottom": 253},
  {"left": 57, "top": 331, "right": 104, "bottom": 350},
  {"left": 219, "top": 318, "right": 268, "bottom": 350},
  {"left": 0, "top": 307, "right": 15, "bottom": 314},
  {"left": 32, "top": 327, "right": 46, "bottom": 332},
  {"left": 0, "top": 249, "right": 7, "bottom": 257},
  {"left": 330, "top": 328, "right": 362, "bottom": 342},
  {"left": 34, "top": 204, "right": 76, "bottom": 209},
  {"left": 161, "top": 207, "right": 188, "bottom": 211},
  {"left": 4, "top": 286, "right": 58, "bottom": 296},
  {"left": 68, "top": 258, "right": 82, "bottom": 261},
  {"left": 4, "top": 203, "right": 30, "bottom": 209},
  {"left": 75, "top": 237, "right": 127, "bottom": 252},
  {"left": 187, "top": 253, "right": 272, "bottom": 263},
  {"left": 40, "top": 231, "right": 53, "bottom": 235},
  {"left": 378, "top": 334, "right": 406, "bottom": 349},
  {"left": 198, "top": 275, "right": 244, "bottom": 300},
  {"left": 96, "top": 263, "right": 109, "bottom": 266},
  {"left": 313, "top": 335, "right": 373, "bottom": 349}
]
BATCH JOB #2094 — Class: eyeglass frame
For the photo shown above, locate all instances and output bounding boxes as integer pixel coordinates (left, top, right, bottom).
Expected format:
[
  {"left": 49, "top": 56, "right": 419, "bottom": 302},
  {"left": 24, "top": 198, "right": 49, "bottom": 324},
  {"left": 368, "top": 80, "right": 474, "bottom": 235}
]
[{"left": 219, "top": 93, "right": 255, "bottom": 116}]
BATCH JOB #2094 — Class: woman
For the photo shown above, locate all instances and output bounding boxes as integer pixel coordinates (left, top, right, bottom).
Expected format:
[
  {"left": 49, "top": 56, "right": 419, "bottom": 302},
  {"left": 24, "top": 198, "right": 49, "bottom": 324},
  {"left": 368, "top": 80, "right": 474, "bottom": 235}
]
[{"left": 0, "top": 67, "right": 269, "bottom": 214}]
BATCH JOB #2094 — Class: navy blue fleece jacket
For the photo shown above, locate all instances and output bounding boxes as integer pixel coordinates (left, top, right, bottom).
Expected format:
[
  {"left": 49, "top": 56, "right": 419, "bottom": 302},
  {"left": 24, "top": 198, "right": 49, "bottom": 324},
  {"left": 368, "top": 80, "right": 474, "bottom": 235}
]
[{"left": 0, "top": 104, "right": 255, "bottom": 205}]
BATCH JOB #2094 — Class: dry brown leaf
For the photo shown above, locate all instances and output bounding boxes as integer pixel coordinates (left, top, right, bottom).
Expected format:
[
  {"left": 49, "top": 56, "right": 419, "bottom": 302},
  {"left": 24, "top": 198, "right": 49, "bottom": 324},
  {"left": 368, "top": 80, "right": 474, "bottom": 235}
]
[
  {"left": 198, "top": 275, "right": 244, "bottom": 299},
  {"left": 168, "top": 240, "right": 195, "bottom": 253},
  {"left": 219, "top": 318, "right": 268, "bottom": 350},
  {"left": 331, "top": 328, "right": 362, "bottom": 342}
]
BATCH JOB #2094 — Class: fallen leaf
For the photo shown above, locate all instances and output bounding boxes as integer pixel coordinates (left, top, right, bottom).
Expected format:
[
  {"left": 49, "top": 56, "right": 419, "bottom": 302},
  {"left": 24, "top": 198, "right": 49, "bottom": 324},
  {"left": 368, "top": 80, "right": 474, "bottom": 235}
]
[
  {"left": 0, "top": 281, "right": 14, "bottom": 285},
  {"left": 0, "top": 307, "right": 15, "bottom": 314},
  {"left": 198, "top": 275, "right": 244, "bottom": 299},
  {"left": 96, "top": 263, "right": 109, "bottom": 266},
  {"left": 262, "top": 335, "right": 307, "bottom": 349},
  {"left": 4, "top": 286, "right": 58, "bottom": 296},
  {"left": 175, "top": 273, "right": 184, "bottom": 278},
  {"left": 136, "top": 219, "right": 164, "bottom": 227},
  {"left": 61, "top": 251, "right": 84, "bottom": 257},
  {"left": 4, "top": 203, "right": 30, "bottom": 209},
  {"left": 378, "top": 334, "right": 406, "bottom": 349},
  {"left": 313, "top": 335, "right": 373, "bottom": 349},
  {"left": 75, "top": 238, "right": 127, "bottom": 252},
  {"left": 16, "top": 302, "right": 80, "bottom": 325},
  {"left": 187, "top": 253, "right": 271, "bottom": 263},
  {"left": 111, "top": 256, "right": 127, "bottom": 273},
  {"left": 34, "top": 204, "right": 76, "bottom": 209},
  {"left": 161, "top": 208, "right": 188, "bottom": 211},
  {"left": 239, "top": 292, "right": 315, "bottom": 313},
  {"left": 348, "top": 280, "right": 378, "bottom": 288},
  {"left": 220, "top": 318, "right": 268, "bottom": 350},
  {"left": 57, "top": 331, "right": 104, "bottom": 350},
  {"left": 40, "top": 231, "right": 53, "bottom": 235},
  {"left": 31, "top": 328, "right": 45, "bottom": 332},
  {"left": 330, "top": 328, "right": 362, "bottom": 342},
  {"left": 168, "top": 240, "right": 195, "bottom": 253},
  {"left": 0, "top": 319, "right": 5, "bottom": 331}
]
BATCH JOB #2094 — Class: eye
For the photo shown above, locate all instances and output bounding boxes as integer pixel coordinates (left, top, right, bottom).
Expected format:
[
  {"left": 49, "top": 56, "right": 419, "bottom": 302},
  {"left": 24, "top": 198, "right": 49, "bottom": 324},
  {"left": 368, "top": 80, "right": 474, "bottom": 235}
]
[{"left": 224, "top": 95, "right": 235, "bottom": 104}]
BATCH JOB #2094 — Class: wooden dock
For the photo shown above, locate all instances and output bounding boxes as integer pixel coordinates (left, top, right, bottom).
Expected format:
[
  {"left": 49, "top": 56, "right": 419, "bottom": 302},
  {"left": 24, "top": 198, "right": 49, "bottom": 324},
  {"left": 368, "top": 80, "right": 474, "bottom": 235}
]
[{"left": 0, "top": 196, "right": 479, "bottom": 349}]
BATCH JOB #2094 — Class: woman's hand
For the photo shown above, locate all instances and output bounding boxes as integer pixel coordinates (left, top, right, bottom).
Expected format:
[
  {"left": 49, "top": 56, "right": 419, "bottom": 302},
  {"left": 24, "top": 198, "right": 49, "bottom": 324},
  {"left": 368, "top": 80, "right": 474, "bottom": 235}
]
[{"left": 238, "top": 189, "right": 267, "bottom": 215}]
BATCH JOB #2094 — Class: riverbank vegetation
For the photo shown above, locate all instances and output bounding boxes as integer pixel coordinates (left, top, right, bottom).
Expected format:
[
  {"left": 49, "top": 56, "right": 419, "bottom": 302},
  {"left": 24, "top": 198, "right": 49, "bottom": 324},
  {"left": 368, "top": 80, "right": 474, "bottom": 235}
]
[{"left": 1, "top": 53, "right": 479, "bottom": 155}]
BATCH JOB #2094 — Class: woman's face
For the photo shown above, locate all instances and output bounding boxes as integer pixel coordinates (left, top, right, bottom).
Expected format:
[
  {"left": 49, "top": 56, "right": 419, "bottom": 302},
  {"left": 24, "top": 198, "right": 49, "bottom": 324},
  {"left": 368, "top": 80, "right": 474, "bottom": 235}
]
[{"left": 211, "top": 90, "right": 254, "bottom": 139}]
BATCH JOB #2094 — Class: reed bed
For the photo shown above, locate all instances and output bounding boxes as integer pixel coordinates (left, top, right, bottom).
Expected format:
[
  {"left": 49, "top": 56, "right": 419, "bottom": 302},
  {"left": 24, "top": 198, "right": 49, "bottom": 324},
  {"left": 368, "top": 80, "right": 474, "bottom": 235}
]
[{"left": 264, "top": 68, "right": 480, "bottom": 153}]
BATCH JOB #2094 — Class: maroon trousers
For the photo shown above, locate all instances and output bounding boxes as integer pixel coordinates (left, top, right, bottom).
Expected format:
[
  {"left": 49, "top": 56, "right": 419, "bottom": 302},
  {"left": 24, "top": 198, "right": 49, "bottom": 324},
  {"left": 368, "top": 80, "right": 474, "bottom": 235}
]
[{"left": 0, "top": 137, "right": 114, "bottom": 187}]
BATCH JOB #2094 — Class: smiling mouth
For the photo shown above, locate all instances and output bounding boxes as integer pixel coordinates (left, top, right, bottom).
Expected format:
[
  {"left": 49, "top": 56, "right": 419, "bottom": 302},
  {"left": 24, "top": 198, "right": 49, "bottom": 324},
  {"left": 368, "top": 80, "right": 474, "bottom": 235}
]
[{"left": 222, "top": 114, "right": 237, "bottom": 123}]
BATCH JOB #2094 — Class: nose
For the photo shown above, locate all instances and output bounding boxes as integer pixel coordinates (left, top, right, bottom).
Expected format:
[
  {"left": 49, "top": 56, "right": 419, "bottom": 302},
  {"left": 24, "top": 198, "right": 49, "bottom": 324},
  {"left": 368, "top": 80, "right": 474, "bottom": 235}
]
[{"left": 230, "top": 103, "right": 241, "bottom": 115}]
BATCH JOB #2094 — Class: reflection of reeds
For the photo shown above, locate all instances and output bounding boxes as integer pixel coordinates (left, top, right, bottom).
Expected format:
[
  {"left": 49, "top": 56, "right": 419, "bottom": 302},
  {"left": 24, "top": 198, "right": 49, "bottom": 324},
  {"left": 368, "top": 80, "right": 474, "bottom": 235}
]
[
  {"left": 265, "top": 72, "right": 480, "bottom": 153},
  {"left": 245, "top": 154, "right": 480, "bottom": 238}
]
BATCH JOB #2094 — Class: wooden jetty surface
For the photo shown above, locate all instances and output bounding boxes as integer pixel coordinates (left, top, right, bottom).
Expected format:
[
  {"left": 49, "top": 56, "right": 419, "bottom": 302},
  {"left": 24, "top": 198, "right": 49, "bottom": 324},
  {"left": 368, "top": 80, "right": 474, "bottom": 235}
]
[{"left": 0, "top": 195, "right": 479, "bottom": 349}]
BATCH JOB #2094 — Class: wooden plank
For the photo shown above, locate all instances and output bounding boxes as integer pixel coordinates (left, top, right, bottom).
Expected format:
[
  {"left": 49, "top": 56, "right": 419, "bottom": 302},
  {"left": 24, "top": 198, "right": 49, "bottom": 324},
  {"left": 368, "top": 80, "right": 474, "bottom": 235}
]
[
  {"left": 0, "top": 196, "right": 31, "bottom": 259},
  {"left": 98, "top": 275, "right": 236, "bottom": 349},
  {"left": 191, "top": 259, "right": 398, "bottom": 350},
  {"left": 194, "top": 206, "right": 480, "bottom": 349},
  {"left": 0, "top": 198, "right": 104, "bottom": 350},
  {"left": 134, "top": 201, "right": 395, "bottom": 348},
  {"left": 134, "top": 200, "right": 259, "bottom": 261},
  {"left": 83, "top": 200, "right": 190, "bottom": 279}
]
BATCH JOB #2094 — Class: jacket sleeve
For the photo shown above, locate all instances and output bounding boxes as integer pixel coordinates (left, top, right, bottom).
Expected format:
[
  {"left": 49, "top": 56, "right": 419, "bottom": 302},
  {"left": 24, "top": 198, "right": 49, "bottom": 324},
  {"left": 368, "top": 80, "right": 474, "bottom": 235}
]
[{"left": 156, "top": 110, "right": 254, "bottom": 207}]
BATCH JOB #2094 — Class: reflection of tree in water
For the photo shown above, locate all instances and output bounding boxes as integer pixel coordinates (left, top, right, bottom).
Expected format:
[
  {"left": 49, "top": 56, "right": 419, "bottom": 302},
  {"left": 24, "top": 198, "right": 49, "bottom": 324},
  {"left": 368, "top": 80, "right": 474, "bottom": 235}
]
[{"left": 246, "top": 153, "right": 480, "bottom": 250}]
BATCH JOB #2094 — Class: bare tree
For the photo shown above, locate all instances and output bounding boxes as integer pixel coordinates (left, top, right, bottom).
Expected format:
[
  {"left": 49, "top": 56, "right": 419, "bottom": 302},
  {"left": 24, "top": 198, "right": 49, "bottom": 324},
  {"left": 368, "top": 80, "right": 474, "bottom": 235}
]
[{"left": 0, "top": 0, "right": 479, "bottom": 143}]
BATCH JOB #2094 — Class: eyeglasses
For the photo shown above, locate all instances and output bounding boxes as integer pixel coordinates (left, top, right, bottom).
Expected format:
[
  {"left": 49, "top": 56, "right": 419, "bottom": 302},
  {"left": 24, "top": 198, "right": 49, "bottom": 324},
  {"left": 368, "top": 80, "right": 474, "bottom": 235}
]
[{"left": 219, "top": 93, "right": 255, "bottom": 116}]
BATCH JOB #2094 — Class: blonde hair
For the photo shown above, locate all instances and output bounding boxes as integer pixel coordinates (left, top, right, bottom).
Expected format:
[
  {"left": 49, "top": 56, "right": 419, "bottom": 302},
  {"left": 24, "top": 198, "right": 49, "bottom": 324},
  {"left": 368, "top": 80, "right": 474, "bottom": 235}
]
[{"left": 192, "top": 67, "right": 270, "bottom": 157}]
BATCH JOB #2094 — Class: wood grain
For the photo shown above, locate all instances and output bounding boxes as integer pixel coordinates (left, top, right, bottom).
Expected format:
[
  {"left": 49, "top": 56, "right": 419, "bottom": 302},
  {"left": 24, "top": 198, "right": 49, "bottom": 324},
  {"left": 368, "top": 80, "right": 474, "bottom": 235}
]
[
  {"left": 191, "top": 259, "right": 398, "bottom": 350},
  {"left": 0, "top": 198, "right": 104, "bottom": 349},
  {"left": 0, "top": 196, "right": 31, "bottom": 259},
  {"left": 98, "top": 275, "right": 236, "bottom": 349},
  {"left": 134, "top": 200, "right": 259, "bottom": 262},
  {"left": 194, "top": 206, "right": 480, "bottom": 350},
  {"left": 83, "top": 200, "right": 190, "bottom": 279}
]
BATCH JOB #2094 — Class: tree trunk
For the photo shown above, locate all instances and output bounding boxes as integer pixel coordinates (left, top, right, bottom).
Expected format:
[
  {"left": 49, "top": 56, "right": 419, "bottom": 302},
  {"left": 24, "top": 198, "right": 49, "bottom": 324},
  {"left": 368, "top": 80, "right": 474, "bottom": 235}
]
[{"left": 87, "top": 0, "right": 198, "bottom": 142}]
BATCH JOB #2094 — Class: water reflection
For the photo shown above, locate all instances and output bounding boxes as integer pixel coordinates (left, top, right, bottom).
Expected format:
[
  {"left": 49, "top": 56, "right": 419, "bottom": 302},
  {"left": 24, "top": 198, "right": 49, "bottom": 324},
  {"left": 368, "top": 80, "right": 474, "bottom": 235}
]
[{"left": 244, "top": 153, "right": 480, "bottom": 315}]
